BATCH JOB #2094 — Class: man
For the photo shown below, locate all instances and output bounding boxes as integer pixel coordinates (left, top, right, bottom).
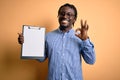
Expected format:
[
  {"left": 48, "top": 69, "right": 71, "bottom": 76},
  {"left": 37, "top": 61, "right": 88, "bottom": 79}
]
[{"left": 18, "top": 3, "right": 96, "bottom": 80}]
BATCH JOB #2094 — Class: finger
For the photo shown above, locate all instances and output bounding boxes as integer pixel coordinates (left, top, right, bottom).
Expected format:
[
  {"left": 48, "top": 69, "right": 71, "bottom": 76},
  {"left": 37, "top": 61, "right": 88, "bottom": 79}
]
[
  {"left": 87, "top": 24, "right": 89, "bottom": 30},
  {"left": 18, "top": 33, "right": 21, "bottom": 35},
  {"left": 84, "top": 20, "right": 87, "bottom": 27},
  {"left": 81, "top": 19, "right": 83, "bottom": 28},
  {"left": 75, "top": 30, "right": 81, "bottom": 35},
  {"left": 18, "top": 33, "right": 21, "bottom": 36},
  {"left": 75, "top": 32, "right": 81, "bottom": 37},
  {"left": 18, "top": 39, "right": 24, "bottom": 44},
  {"left": 18, "top": 35, "right": 24, "bottom": 40},
  {"left": 75, "top": 28, "right": 81, "bottom": 35},
  {"left": 18, "top": 33, "right": 23, "bottom": 37},
  {"left": 76, "top": 28, "right": 81, "bottom": 31},
  {"left": 18, "top": 36, "right": 24, "bottom": 44}
]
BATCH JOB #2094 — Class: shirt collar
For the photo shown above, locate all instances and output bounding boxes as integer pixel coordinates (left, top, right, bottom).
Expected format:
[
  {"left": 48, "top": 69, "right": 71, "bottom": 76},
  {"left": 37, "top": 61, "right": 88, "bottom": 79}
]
[{"left": 58, "top": 27, "right": 75, "bottom": 35}]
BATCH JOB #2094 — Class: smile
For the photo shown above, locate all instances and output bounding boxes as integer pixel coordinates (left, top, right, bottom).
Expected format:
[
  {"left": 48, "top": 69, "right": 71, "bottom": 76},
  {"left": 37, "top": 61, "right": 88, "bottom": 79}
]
[{"left": 61, "top": 20, "right": 69, "bottom": 24}]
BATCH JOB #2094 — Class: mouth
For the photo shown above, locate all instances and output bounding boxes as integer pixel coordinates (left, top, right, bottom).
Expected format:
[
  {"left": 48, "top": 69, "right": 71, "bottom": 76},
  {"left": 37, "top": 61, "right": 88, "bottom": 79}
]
[
  {"left": 61, "top": 20, "right": 69, "bottom": 24},
  {"left": 59, "top": 19, "right": 71, "bottom": 30},
  {"left": 60, "top": 19, "right": 70, "bottom": 27}
]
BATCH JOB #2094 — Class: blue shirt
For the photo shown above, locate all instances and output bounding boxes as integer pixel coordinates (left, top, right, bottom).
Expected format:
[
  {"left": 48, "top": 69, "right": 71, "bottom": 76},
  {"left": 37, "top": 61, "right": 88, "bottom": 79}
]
[{"left": 38, "top": 28, "right": 96, "bottom": 80}]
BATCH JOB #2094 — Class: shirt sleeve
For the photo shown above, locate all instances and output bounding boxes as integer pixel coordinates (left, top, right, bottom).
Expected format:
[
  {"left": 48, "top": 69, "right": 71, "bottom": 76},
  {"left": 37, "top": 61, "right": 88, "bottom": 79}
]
[
  {"left": 81, "top": 38, "right": 96, "bottom": 64},
  {"left": 36, "top": 53, "right": 47, "bottom": 62},
  {"left": 36, "top": 41, "right": 48, "bottom": 62}
]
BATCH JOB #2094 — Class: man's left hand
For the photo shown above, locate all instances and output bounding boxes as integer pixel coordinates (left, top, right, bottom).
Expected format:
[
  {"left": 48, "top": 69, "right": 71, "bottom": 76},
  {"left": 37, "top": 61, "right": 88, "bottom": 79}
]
[{"left": 75, "top": 20, "right": 89, "bottom": 40}]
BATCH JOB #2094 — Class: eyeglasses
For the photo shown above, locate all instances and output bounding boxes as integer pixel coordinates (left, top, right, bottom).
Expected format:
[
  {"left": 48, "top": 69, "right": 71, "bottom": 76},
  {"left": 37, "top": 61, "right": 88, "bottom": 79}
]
[{"left": 58, "top": 12, "right": 75, "bottom": 18}]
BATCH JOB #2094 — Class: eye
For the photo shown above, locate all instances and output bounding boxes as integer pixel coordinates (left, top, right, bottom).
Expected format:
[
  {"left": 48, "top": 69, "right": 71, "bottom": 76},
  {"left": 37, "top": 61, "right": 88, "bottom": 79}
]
[
  {"left": 59, "top": 12, "right": 75, "bottom": 18},
  {"left": 67, "top": 13, "right": 72, "bottom": 16},
  {"left": 67, "top": 13, "right": 74, "bottom": 17},
  {"left": 60, "top": 12, "right": 65, "bottom": 16}
]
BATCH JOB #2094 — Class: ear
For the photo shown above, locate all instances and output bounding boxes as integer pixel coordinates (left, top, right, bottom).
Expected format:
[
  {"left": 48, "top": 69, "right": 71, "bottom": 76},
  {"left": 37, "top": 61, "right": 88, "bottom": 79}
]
[
  {"left": 72, "top": 18, "right": 76, "bottom": 26},
  {"left": 73, "top": 18, "right": 76, "bottom": 23},
  {"left": 74, "top": 18, "right": 76, "bottom": 22}
]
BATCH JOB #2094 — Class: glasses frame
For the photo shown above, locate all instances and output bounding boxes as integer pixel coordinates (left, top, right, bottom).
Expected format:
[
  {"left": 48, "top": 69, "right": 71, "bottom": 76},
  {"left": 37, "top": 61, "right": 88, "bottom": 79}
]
[{"left": 58, "top": 12, "right": 75, "bottom": 18}]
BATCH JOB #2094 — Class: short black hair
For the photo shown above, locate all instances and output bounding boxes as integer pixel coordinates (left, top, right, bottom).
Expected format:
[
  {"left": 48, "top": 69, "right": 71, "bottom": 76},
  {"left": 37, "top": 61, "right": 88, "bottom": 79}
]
[{"left": 58, "top": 3, "right": 77, "bottom": 19}]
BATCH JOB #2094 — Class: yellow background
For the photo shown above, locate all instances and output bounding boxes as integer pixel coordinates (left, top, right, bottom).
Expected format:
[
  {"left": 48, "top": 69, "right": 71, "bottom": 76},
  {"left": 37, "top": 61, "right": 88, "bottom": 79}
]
[{"left": 0, "top": 0, "right": 120, "bottom": 80}]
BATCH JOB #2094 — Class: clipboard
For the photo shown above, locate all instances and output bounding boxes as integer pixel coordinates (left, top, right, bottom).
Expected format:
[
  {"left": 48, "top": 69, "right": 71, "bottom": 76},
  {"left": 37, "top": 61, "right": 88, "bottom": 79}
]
[{"left": 21, "top": 25, "right": 45, "bottom": 59}]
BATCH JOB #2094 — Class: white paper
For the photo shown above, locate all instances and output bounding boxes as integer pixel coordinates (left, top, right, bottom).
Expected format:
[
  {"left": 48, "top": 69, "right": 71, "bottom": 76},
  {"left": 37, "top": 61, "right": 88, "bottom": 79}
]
[{"left": 21, "top": 25, "right": 45, "bottom": 59}]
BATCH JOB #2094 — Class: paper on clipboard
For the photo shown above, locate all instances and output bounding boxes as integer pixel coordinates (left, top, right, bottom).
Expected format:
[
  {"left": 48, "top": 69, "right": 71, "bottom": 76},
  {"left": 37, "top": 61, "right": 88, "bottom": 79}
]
[{"left": 21, "top": 25, "right": 45, "bottom": 59}]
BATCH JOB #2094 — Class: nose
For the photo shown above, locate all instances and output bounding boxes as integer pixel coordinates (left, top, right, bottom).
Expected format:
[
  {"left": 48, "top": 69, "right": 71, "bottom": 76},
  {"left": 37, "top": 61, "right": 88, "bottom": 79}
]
[{"left": 62, "top": 14, "right": 68, "bottom": 18}]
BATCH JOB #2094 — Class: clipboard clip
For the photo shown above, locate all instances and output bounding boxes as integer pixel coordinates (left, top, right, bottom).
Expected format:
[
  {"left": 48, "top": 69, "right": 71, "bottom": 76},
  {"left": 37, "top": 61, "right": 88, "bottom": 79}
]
[{"left": 28, "top": 26, "right": 41, "bottom": 30}]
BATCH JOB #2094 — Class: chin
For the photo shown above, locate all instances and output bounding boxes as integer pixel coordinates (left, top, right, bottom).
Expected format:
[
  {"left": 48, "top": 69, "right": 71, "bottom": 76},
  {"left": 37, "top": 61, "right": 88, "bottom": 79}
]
[
  {"left": 60, "top": 25, "right": 68, "bottom": 30},
  {"left": 61, "top": 23, "right": 68, "bottom": 27},
  {"left": 61, "top": 25, "right": 68, "bottom": 28}
]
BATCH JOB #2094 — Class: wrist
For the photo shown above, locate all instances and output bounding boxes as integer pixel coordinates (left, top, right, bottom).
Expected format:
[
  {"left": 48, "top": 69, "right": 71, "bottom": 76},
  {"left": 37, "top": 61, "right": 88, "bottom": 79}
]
[{"left": 81, "top": 36, "right": 89, "bottom": 41}]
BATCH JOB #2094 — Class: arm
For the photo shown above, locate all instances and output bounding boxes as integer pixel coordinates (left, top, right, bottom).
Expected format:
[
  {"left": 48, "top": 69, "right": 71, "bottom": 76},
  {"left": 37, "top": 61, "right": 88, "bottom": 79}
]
[
  {"left": 76, "top": 20, "right": 96, "bottom": 64},
  {"left": 81, "top": 39, "right": 96, "bottom": 64}
]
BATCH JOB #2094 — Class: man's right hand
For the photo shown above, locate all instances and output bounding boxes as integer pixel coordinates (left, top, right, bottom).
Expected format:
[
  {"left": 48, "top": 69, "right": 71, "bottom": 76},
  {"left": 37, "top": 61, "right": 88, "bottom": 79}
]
[{"left": 18, "top": 33, "right": 24, "bottom": 44}]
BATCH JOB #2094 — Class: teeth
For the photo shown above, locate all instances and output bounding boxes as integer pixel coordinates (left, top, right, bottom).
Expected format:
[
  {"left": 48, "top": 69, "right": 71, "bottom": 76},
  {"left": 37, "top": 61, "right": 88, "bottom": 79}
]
[{"left": 62, "top": 20, "right": 68, "bottom": 24}]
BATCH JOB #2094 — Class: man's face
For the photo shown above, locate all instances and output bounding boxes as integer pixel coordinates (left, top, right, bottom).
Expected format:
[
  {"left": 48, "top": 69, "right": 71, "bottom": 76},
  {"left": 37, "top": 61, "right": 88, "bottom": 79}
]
[{"left": 58, "top": 6, "right": 76, "bottom": 28}]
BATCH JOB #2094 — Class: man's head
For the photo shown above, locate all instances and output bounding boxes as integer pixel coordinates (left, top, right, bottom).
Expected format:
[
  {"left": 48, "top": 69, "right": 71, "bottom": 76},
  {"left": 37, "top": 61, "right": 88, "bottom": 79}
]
[{"left": 58, "top": 3, "right": 77, "bottom": 30}]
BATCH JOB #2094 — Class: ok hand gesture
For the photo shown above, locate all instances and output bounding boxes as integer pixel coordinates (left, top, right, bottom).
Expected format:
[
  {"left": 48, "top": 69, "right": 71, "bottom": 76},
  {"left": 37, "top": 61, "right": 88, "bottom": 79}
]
[{"left": 75, "top": 20, "right": 89, "bottom": 40}]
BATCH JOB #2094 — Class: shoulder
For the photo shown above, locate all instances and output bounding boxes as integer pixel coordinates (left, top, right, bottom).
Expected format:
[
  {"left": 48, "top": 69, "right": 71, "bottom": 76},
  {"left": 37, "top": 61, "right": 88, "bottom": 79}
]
[
  {"left": 45, "top": 29, "right": 60, "bottom": 40},
  {"left": 46, "top": 29, "right": 58, "bottom": 37}
]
